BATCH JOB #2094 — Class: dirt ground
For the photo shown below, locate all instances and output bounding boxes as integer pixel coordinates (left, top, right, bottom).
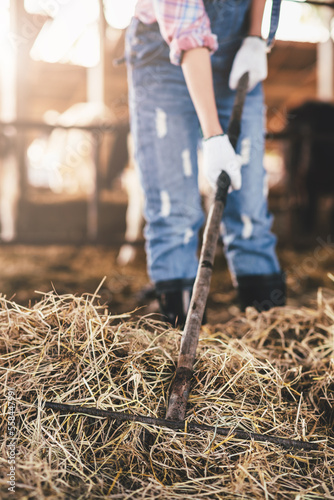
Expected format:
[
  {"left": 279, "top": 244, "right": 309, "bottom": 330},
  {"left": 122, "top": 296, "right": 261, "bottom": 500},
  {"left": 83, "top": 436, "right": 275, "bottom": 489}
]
[{"left": 0, "top": 241, "right": 333, "bottom": 325}]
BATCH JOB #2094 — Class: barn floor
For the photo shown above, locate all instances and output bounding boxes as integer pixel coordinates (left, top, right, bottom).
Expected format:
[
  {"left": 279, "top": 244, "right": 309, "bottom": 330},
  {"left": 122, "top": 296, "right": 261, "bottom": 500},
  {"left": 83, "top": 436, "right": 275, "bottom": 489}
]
[
  {"left": 1, "top": 241, "right": 334, "bottom": 499},
  {"left": 0, "top": 242, "right": 333, "bottom": 325}
]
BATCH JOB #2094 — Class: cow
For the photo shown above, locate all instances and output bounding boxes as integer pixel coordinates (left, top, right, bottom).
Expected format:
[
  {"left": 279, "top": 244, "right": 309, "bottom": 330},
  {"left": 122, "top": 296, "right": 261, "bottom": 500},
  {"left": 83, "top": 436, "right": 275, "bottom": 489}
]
[
  {"left": 28, "top": 102, "right": 113, "bottom": 196},
  {"left": 283, "top": 101, "right": 334, "bottom": 235},
  {"left": 0, "top": 102, "right": 116, "bottom": 242}
]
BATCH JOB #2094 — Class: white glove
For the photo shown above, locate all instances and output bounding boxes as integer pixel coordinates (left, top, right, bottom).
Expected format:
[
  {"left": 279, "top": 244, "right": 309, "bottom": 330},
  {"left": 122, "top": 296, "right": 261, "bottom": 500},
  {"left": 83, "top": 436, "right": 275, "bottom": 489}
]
[
  {"left": 229, "top": 36, "right": 267, "bottom": 92},
  {"left": 202, "top": 135, "right": 242, "bottom": 191}
]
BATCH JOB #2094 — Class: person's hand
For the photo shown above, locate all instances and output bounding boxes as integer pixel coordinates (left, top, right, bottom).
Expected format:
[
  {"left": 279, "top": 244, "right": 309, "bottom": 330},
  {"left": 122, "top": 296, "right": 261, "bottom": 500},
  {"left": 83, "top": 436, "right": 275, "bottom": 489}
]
[
  {"left": 202, "top": 134, "right": 242, "bottom": 191},
  {"left": 229, "top": 36, "right": 267, "bottom": 92}
]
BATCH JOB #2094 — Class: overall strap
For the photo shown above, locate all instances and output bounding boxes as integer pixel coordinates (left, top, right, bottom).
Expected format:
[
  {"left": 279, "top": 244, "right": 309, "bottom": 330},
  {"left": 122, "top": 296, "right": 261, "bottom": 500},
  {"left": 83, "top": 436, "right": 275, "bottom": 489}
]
[{"left": 267, "top": 0, "right": 282, "bottom": 48}]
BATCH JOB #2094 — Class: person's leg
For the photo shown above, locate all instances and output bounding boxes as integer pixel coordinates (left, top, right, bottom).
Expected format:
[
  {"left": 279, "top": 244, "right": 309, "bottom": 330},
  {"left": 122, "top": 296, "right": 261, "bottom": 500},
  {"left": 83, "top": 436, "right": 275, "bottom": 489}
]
[
  {"left": 126, "top": 20, "right": 204, "bottom": 325},
  {"left": 205, "top": 0, "right": 286, "bottom": 311},
  {"left": 216, "top": 86, "right": 285, "bottom": 311}
]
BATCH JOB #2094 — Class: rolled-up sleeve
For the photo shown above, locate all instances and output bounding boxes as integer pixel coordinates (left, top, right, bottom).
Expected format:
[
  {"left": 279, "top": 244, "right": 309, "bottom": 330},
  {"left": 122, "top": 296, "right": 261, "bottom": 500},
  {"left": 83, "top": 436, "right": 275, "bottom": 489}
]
[{"left": 152, "top": 0, "right": 218, "bottom": 65}]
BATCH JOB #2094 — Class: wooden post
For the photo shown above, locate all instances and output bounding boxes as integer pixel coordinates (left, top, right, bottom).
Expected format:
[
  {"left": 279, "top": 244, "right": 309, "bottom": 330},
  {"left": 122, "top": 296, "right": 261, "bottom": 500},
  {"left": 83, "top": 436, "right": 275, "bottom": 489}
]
[
  {"left": 11, "top": 0, "right": 36, "bottom": 201},
  {"left": 1, "top": 2, "right": 17, "bottom": 123},
  {"left": 86, "top": 0, "right": 105, "bottom": 104},
  {"left": 86, "top": 0, "right": 105, "bottom": 242},
  {"left": 0, "top": 1, "right": 19, "bottom": 241},
  {"left": 316, "top": 8, "right": 333, "bottom": 101}
]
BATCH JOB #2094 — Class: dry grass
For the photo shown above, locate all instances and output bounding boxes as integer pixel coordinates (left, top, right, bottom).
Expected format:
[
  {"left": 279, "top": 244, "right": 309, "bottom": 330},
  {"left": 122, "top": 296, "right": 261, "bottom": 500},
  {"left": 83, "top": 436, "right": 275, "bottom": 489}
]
[{"left": 0, "top": 287, "right": 333, "bottom": 499}]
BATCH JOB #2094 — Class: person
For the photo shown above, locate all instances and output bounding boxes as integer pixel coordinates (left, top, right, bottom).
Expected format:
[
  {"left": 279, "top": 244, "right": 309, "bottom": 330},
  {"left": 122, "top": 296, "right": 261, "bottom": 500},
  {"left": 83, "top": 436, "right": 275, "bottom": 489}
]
[{"left": 125, "top": 0, "right": 285, "bottom": 326}]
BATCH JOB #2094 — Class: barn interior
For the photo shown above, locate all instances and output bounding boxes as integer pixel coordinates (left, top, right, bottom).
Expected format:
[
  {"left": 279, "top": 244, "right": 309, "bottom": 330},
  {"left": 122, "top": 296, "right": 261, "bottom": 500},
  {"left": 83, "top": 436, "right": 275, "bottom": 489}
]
[
  {"left": 1, "top": 2, "right": 334, "bottom": 499},
  {"left": 0, "top": 0, "right": 333, "bottom": 322}
]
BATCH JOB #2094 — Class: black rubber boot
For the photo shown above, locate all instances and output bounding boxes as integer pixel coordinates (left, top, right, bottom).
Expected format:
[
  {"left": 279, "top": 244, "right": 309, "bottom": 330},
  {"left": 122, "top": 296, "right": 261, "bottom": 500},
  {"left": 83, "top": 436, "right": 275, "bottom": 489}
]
[
  {"left": 236, "top": 273, "right": 286, "bottom": 312},
  {"left": 155, "top": 278, "right": 207, "bottom": 328}
]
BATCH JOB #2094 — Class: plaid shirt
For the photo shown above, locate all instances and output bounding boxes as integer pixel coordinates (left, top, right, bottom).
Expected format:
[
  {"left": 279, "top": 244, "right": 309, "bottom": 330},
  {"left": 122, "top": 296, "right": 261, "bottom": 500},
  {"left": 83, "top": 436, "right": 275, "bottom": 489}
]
[{"left": 134, "top": 0, "right": 218, "bottom": 65}]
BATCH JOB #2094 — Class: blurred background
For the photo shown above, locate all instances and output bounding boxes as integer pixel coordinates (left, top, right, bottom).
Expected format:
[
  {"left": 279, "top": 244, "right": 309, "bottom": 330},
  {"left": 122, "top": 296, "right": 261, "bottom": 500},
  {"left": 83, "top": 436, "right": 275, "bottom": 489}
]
[{"left": 0, "top": 0, "right": 333, "bottom": 322}]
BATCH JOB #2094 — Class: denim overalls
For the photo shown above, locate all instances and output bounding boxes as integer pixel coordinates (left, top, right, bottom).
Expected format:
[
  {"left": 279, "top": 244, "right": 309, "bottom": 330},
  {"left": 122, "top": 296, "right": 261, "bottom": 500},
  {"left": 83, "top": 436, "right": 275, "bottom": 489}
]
[{"left": 125, "top": 0, "right": 282, "bottom": 288}]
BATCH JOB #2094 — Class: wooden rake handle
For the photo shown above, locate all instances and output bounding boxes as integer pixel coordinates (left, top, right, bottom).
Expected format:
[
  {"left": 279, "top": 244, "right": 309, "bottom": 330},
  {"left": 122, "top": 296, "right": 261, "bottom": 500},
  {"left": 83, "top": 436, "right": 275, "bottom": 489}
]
[{"left": 166, "top": 73, "right": 249, "bottom": 421}]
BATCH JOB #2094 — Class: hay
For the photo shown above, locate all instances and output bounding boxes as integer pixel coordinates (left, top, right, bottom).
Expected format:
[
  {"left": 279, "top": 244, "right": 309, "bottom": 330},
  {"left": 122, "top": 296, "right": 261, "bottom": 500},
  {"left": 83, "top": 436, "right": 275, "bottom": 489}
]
[{"left": 0, "top": 288, "right": 333, "bottom": 499}]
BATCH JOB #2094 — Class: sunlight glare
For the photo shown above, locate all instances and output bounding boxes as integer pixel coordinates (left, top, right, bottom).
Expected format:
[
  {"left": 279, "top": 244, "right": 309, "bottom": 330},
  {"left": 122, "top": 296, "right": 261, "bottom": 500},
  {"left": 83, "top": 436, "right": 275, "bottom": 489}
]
[
  {"left": 25, "top": 0, "right": 70, "bottom": 18},
  {"left": 0, "top": 0, "right": 10, "bottom": 44},
  {"left": 262, "top": 0, "right": 330, "bottom": 43},
  {"left": 30, "top": 0, "right": 100, "bottom": 67},
  {"left": 104, "top": 0, "right": 137, "bottom": 30},
  {"left": 26, "top": 0, "right": 334, "bottom": 68}
]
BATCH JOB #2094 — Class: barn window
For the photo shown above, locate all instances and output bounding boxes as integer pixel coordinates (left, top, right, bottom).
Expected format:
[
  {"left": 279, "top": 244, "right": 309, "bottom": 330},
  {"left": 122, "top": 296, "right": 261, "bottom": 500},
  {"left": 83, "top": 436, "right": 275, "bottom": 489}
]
[
  {"left": 24, "top": 0, "right": 136, "bottom": 67},
  {"left": 262, "top": 0, "right": 330, "bottom": 43}
]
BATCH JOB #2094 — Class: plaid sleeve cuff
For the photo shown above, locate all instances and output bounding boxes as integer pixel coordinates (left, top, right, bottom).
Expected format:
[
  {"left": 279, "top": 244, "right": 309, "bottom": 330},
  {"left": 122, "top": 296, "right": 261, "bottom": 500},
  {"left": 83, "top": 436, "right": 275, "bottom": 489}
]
[{"left": 169, "top": 32, "right": 218, "bottom": 65}]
